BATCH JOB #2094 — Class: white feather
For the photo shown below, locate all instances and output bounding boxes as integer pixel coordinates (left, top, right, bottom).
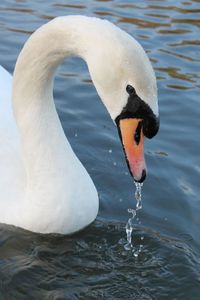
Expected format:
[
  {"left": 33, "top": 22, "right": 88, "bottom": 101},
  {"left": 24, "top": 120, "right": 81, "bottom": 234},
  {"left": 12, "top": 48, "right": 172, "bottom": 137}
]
[{"left": 0, "top": 16, "right": 158, "bottom": 234}]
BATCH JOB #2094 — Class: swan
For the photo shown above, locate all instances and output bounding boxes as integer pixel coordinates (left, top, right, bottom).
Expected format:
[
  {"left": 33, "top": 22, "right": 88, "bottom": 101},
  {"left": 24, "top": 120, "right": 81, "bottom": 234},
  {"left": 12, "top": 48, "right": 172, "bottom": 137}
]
[{"left": 0, "top": 16, "right": 159, "bottom": 234}]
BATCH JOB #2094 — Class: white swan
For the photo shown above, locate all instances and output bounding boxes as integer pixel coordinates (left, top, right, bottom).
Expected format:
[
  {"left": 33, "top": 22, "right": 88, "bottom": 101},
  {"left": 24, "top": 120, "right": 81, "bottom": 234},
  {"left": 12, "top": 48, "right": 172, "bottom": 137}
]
[{"left": 0, "top": 16, "right": 159, "bottom": 234}]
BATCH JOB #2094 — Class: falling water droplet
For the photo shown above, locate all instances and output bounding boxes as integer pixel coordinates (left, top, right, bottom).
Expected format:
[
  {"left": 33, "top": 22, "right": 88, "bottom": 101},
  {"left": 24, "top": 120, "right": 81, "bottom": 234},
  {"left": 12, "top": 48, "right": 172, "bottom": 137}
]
[
  {"left": 124, "top": 209, "right": 136, "bottom": 250},
  {"left": 124, "top": 182, "right": 144, "bottom": 253},
  {"left": 135, "top": 182, "right": 143, "bottom": 210}
]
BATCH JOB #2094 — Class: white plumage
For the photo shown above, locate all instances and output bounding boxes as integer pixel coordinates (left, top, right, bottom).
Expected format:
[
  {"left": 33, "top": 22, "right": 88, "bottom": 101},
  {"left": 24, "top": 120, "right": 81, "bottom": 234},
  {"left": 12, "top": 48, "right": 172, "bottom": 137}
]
[{"left": 0, "top": 16, "right": 158, "bottom": 234}]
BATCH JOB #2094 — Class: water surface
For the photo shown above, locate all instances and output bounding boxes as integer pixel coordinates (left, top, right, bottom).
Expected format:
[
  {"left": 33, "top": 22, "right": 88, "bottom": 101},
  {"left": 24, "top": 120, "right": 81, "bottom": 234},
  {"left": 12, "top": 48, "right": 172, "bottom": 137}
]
[{"left": 0, "top": 0, "right": 200, "bottom": 299}]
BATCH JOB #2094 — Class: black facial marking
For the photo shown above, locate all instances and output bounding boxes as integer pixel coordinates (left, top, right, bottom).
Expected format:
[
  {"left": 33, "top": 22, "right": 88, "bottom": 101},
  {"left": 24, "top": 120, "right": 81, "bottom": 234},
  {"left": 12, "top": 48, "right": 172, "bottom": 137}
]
[
  {"left": 126, "top": 85, "right": 136, "bottom": 95},
  {"left": 115, "top": 89, "right": 159, "bottom": 139}
]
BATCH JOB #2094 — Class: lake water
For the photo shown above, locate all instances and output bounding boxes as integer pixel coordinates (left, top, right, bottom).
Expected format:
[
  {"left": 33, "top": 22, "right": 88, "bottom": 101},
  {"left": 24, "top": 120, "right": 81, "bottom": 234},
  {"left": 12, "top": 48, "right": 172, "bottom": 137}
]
[{"left": 0, "top": 0, "right": 200, "bottom": 299}]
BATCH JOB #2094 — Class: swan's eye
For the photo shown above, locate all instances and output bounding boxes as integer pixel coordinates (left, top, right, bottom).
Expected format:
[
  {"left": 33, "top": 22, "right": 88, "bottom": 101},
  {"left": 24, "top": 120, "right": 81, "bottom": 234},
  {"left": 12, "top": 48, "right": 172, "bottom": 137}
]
[{"left": 126, "top": 85, "right": 136, "bottom": 95}]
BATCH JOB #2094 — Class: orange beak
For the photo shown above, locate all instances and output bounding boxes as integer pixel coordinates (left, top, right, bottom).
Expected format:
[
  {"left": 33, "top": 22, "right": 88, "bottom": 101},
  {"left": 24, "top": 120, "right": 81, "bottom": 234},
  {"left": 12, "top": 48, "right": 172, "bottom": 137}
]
[{"left": 119, "top": 118, "right": 147, "bottom": 182}]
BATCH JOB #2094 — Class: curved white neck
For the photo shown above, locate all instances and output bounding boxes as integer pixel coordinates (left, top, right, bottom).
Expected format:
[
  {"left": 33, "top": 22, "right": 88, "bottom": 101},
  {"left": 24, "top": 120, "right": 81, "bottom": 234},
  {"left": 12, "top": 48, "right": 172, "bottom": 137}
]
[
  {"left": 12, "top": 16, "right": 101, "bottom": 191},
  {"left": 12, "top": 15, "right": 158, "bottom": 199}
]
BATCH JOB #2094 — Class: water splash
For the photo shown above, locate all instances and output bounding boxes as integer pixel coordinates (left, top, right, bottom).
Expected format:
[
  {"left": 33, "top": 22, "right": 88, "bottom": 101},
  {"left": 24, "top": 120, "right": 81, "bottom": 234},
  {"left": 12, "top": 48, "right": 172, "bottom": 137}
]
[{"left": 124, "top": 182, "right": 143, "bottom": 252}]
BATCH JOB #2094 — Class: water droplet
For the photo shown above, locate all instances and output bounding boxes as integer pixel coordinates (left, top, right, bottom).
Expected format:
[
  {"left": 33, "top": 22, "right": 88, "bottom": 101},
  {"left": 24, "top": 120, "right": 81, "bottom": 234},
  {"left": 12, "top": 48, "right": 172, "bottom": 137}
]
[
  {"left": 139, "top": 244, "right": 143, "bottom": 252},
  {"left": 108, "top": 149, "right": 112, "bottom": 153},
  {"left": 124, "top": 181, "right": 144, "bottom": 253},
  {"left": 135, "top": 182, "right": 143, "bottom": 210},
  {"left": 113, "top": 162, "right": 117, "bottom": 166},
  {"left": 124, "top": 209, "right": 136, "bottom": 250}
]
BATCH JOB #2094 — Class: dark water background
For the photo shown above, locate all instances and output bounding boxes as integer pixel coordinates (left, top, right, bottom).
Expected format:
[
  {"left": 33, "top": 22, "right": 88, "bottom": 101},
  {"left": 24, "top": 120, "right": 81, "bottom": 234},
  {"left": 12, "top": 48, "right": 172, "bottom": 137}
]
[{"left": 0, "top": 0, "right": 200, "bottom": 299}]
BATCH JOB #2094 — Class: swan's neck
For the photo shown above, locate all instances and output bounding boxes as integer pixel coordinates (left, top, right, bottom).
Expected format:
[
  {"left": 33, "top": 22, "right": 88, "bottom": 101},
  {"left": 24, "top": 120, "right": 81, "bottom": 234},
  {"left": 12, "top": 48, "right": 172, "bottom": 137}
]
[{"left": 12, "top": 16, "right": 99, "bottom": 197}]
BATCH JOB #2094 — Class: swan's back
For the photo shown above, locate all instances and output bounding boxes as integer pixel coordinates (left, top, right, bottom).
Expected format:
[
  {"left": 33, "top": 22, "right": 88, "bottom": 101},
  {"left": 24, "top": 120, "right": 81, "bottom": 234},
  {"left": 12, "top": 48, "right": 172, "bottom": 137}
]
[{"left": 0, "top": 65, "right": 25, "bottom": 221}]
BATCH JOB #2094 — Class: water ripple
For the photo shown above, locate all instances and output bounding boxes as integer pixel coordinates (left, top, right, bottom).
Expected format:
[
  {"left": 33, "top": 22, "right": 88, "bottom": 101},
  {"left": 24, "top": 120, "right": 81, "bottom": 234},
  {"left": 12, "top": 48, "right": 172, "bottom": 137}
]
[
  {"left": 0, "top": 0, "right": 200, "bottom": 298},
  {"left": 0, "top": 222, "right": 200, "bottom": 299}
]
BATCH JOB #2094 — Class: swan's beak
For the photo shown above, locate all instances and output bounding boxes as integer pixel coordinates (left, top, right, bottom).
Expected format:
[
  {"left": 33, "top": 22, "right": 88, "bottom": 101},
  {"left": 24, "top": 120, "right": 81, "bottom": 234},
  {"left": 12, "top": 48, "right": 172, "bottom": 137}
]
[{"left": 119, "top": 118, "right": 147, "bottom": 183}]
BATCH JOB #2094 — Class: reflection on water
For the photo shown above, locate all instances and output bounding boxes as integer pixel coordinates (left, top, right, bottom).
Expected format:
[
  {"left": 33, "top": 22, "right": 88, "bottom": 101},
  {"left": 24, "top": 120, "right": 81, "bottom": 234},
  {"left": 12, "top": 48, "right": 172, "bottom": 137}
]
[{"left": 0, "top": 0, "right": 200, "bottom": 299}]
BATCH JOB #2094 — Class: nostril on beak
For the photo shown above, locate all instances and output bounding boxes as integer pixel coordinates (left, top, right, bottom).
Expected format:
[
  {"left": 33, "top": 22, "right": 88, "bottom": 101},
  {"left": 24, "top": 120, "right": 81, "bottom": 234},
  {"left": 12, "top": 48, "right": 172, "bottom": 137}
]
[{"left": 134, "top": 169, "right": 146, "bottom": 183}]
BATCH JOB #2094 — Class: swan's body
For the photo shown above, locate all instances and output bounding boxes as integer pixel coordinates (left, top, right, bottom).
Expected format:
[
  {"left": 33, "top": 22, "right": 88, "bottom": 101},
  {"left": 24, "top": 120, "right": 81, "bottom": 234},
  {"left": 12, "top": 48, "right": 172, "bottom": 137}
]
[
  {"left": 0, "top": 63, "right": 98, "bottom": 234},
  {"left": 0, "top": 16, "right": 159, "bottom": 234}
]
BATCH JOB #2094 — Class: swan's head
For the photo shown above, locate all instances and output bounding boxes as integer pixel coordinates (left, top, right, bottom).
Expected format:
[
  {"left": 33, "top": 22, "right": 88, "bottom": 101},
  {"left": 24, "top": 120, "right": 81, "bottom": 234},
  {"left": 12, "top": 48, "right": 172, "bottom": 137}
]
[{"left": 86, "top": 19, "right": 159, "bottom": 182}]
